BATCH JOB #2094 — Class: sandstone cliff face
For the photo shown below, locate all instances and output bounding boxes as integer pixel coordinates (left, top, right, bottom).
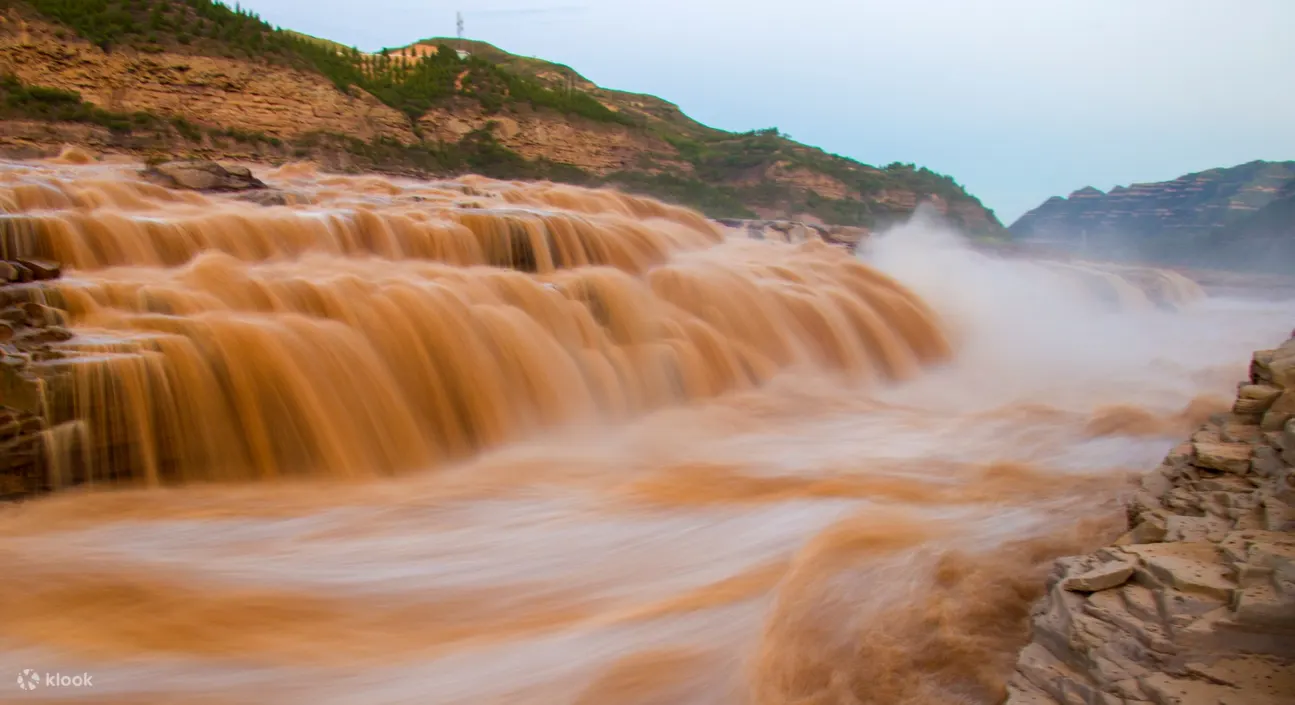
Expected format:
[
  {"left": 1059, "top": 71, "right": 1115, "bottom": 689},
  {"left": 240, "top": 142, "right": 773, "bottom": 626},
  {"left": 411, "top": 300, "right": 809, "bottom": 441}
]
[
  {"left": 1006, "top": 334, "right": 1295, "bottom": 705},
  {"left": 1010, "top": 161, "right": 1295, "bottom": 270},
  {"left": 0, "top": 118, "right": 291, "bottom": 164},
  {"left": 418, "top": 101, "right": 688, "bottom": 175},
  {"left": 763, "top": 163, "right": 856, "bottom": 201},
  {"left": 0, "top": 17, "right": 416, "bottom": 143}
]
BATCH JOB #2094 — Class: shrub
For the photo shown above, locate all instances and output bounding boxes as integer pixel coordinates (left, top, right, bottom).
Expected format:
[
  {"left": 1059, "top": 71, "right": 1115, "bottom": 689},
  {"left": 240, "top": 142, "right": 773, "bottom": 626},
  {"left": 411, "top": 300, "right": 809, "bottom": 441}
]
[{"left": 0, "top": 74, "right": 171, "bottom": 133}]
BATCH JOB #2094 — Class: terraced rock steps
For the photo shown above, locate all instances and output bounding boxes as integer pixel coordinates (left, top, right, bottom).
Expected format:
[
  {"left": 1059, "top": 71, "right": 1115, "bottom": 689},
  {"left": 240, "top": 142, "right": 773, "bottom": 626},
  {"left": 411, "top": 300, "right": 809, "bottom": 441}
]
[{"left": 1006, "top": 335, "right": 1295, "bottom": 705}]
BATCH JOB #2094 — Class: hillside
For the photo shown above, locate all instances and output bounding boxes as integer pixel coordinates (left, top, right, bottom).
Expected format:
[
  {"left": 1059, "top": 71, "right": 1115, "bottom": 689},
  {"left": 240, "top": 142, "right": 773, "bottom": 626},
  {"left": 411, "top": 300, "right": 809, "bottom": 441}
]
[
  {"left": 1198, "top": 176, "right": 1295, "bottom": 270},
  {"left": 1009, "top": 160, "right": 1295, "bottom": 271},
  {"left": 0, "top": 0, "right": 1003, "bottom": 235}
]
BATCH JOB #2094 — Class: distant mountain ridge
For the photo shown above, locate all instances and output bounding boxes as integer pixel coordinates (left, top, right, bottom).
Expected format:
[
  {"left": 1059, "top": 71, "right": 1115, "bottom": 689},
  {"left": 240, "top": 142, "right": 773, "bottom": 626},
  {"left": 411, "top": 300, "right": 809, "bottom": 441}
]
[{"left": 1010, "top": 160, "right": 1295, "bottom": 272}]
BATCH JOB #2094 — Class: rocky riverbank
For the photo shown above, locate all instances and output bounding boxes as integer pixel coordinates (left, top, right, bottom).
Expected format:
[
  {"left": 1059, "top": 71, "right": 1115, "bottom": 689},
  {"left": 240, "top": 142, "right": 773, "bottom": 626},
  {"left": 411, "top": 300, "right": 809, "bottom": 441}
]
[{"left": 1005, "top": 334, "right": 1295, "bottom": 704}]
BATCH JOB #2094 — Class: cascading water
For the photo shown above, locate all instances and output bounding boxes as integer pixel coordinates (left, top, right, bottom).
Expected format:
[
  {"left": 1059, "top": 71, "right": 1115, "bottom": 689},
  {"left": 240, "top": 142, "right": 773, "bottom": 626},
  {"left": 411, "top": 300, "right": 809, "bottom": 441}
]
[
  {"left": 3, "top": 160, "right": 948, "bottom": 485},
  {"left": 0, "top": 158, "right": 1286, "bottom": 705}
]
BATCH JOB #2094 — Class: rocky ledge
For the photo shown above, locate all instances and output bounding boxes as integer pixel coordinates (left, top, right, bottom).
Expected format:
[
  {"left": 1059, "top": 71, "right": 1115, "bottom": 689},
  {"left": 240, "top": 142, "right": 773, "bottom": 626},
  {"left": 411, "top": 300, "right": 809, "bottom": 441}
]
[
  {"left": 714, "top": 218, "right": 869, "bottom": 248},
  {"left": 1005, "top": 334, "right": 1295, "bottom": 705},
  {"left": 1, "top": 257, "right": 70, "bottom": 499},
  {"left": 141, "top": 160, "right": 267, "bottom": 192}
]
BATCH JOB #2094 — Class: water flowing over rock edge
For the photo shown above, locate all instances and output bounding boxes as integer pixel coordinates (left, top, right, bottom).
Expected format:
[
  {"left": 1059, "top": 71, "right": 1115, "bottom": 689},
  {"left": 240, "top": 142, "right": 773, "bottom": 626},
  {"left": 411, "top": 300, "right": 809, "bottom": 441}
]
[
  {"left": 0, "top": 157, "right": 1216, "bottom": 501},
  {"left": 1003, "top": 334, "right": 1295, "bottom": 705},
  {"left": 0, "top": 157, "right": 964, "bottom": 496}
]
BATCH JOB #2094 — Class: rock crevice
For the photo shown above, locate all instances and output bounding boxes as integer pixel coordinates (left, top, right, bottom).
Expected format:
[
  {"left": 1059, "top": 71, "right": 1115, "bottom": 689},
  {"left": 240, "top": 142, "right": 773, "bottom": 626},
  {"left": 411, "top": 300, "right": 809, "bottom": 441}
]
[{"left": 1005, "top": 334, "right": 1295, "bottom": 705}]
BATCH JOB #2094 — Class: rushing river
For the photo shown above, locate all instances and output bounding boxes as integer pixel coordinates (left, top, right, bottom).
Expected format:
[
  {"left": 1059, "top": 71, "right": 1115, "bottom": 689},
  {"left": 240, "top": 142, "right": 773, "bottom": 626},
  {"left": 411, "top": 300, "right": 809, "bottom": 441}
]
[{"left": 0, "top": 157, "right": 1289, "bottom": 705}]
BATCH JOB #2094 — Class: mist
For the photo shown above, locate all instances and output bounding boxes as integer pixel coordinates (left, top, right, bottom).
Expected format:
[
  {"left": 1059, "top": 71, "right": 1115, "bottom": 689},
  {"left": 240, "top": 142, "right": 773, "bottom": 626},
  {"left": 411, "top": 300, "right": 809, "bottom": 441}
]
[{"left": 858, "top": 210, "right": 1293, "bottom": 416}]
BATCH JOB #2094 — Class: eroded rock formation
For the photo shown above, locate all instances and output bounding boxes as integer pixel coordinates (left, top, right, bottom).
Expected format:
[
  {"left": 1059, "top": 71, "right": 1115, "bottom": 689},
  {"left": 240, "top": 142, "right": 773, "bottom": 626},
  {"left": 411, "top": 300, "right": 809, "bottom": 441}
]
[
  {"left": 1005, "top": 334, "right": 1295, "bottom": 705},
  {"left": 0, "top": 257, "right": 67, "bottom": 498}
]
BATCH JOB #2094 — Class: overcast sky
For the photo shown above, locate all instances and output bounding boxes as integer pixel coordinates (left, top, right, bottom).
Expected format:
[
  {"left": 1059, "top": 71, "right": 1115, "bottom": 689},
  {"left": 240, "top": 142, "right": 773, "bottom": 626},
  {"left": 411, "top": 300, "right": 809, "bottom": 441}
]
[{"left": 242, "top": 0, "right": 1295, "bottom": 223}]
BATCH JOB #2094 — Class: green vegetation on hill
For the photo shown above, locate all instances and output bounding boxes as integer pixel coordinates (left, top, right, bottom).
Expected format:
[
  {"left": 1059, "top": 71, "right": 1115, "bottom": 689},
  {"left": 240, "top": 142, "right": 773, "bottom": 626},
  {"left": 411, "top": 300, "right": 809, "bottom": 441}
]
[
  {"left": 666, "top": 128, "right": 974, "bottom": 202},
  {"left": 303, "top": 128, "right": 593, "bottom": 184},
  {"left": 633, "top": 128, "right": 987, "bottom": 226},
  {"left": 602, "top": 172, "right": 756, "bottom": 220},
  {"left": 280, "top": 29, "right": 347, "bottom": 53},
  {"left": 9, "top": 0, "right": 1002, "bottom": 232},
  {"left": 0, "top": 70, "right": 587, "bottom": 182},
  {"left": 341, "top": 44, "right": 632, "bottom": 124},
  {"left": 20, "top": 0, "right": 631, "bottom": 125},
  {"left": 0, "top": 73, "right": 237, "bottom": 145},
  {"left": 24, "top": 0, "right": 297, "bottom": 56},
  {"left": 2, "top": 72, "right": 284, "bottom": 146},
  {"left": 0, "top": 73, "right": 153, "bottom": 130}
]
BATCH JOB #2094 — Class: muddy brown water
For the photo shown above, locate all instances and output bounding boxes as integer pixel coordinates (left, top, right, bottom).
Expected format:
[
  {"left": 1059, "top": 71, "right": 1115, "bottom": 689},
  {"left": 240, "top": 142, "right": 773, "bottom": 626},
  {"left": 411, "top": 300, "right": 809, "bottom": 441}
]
[{"left": 0, "top": 158, "right": 1290, "bottom": 705}]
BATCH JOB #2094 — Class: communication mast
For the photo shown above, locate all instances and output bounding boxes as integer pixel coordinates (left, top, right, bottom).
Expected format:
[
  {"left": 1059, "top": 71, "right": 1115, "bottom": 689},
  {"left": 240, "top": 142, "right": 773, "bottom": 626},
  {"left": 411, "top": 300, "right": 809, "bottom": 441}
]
[{"left": 456, "top": 11, "right": 464, "bottom": 40}]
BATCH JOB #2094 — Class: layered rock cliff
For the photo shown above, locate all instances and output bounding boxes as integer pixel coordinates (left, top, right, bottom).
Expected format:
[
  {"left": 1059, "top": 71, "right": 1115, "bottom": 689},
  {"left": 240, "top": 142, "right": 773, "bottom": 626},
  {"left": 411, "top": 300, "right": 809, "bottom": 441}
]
[
  {"left": 0, "top": 24, "right": 416, "bottom": 143},
  {"left": 0, "top": 1, "right": 1003, "bottom": 235},
  {"left": 1005, "top": 334, "right": 1295, "bottom": 705},
  {"left": 1009, "top": 161, "right": 1295, "bottom": 272}
]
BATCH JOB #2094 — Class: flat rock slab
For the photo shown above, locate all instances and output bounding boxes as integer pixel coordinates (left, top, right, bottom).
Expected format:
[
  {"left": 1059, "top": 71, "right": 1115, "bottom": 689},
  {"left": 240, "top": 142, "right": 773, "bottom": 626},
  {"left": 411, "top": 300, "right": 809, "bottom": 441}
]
[
  {"left": 1193, "top": 441, "right": 1253, "bottom": 474},
  {"left": 11, "top": 258, "right": 60, "bottom": 281},
  {"left": 1185, "top": 656, "right": 1295, "bottom": 699},
  {"left": 1233, "top": 582, "right": 1295, "bottom": 630},
  {"left": 1220, "top": 421, "right": 1263, "bottom": 443},
  {"left": 1117, "top": 543, "right": 1236, "bottom": 601},
  {"left": 1063, "top": 561, "right": 1135, "bottom": 592},
  {"left": 1165, "top": 515, "right": 1231, "bottom": 543},
  {"left": 1141, "top": 671, "right": 1291, "bottom": 705}
]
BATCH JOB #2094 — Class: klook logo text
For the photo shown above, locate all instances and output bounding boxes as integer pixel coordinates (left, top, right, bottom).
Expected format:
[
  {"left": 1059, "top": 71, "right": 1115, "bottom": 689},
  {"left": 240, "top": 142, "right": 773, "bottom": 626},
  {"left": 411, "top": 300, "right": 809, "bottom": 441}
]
[{"left": 15, "top": 670, "right": 94, "bottom": 690}]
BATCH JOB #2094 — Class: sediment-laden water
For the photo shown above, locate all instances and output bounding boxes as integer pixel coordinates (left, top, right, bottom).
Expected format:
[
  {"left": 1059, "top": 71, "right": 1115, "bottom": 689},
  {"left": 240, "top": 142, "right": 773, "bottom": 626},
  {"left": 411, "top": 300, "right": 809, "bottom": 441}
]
[{"left": 0, "top": 157, "right": 1288, "bottom": 705}]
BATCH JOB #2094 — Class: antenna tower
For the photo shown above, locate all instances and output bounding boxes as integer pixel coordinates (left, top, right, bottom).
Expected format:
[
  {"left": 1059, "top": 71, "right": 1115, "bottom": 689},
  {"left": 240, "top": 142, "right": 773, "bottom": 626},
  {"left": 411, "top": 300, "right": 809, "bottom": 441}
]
[{"left": 456, "top": 11, "right": 464, "bottom": 40}]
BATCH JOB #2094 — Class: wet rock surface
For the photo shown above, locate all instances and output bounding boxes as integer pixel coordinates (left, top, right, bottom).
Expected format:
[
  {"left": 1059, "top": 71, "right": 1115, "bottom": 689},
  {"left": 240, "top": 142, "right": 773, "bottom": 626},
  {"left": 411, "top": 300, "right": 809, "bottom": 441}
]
[
  {"left": 234, "top": 188, "right": 313, "bottom": 207},
  {"left": 142, "top": 160, "right": 267, "bottom": 192},
  {"left": 715, "top": 218, "right": 869, "bottom": 249},
  {"left": 1005, "top": 333, "right": 1295, "bottom": 705},
  {"left": 0, "top": 258, "right": 72, "bottom": 498},
  {"left": 0, "top": 405, "right": 46, "bottom": 499}
]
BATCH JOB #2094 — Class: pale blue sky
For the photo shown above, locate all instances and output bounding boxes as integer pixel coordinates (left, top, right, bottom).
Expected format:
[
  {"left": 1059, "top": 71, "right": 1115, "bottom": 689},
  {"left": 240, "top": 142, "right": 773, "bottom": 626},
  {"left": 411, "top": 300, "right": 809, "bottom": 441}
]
[{"left": 242, "top": 0, "right": 1295, "bottom": 223}]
